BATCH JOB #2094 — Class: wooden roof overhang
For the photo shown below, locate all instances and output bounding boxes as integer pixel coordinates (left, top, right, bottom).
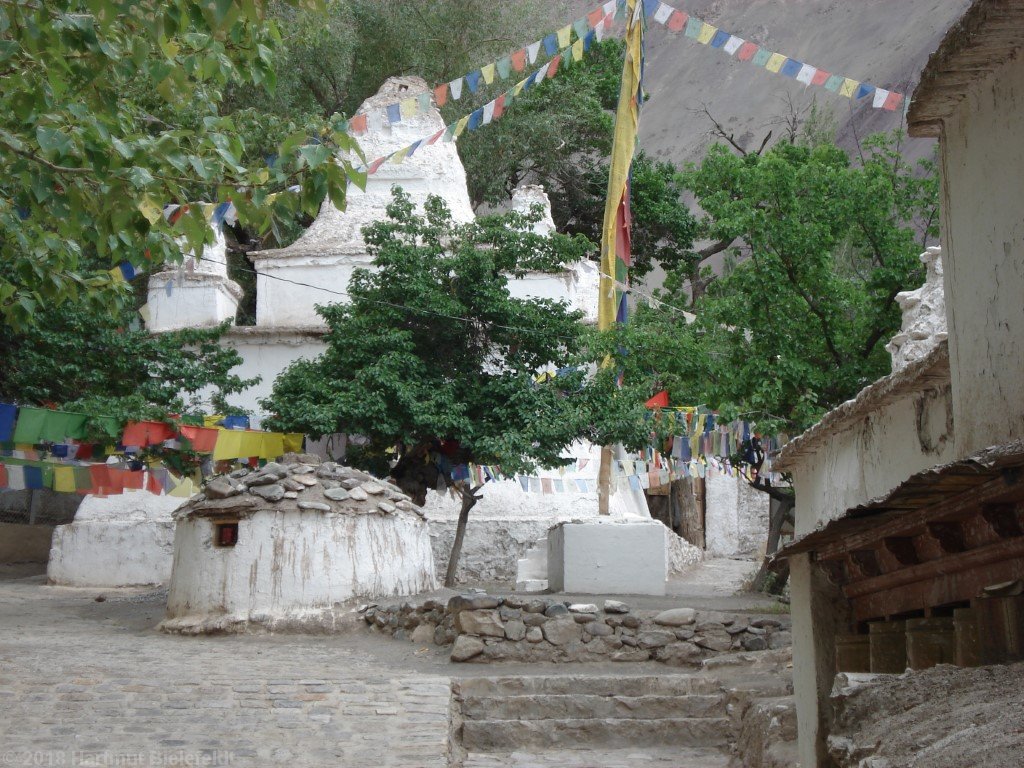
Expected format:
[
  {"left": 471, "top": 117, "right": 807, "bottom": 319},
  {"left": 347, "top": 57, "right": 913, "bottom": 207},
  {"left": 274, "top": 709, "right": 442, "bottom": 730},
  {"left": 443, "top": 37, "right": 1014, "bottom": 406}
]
[
  {"left": 775, "top": 441, "right": 1024, "bottom": 622},
  {"left": 908, "top": 0, "right": 1024, "bottom": 138}
]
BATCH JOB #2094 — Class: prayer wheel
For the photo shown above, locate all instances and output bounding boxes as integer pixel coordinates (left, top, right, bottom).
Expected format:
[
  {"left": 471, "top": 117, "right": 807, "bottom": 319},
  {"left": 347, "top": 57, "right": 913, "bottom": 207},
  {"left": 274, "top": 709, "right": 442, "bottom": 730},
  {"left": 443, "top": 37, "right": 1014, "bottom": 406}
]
[
  {"left": 868, "top": 620, "right": 907, "bottom": 673},
  {"left": 835, "top": 634, "right": 871, "bottom": 673},
  {"left": 906, "top": 617, "right": 956, "bottom": 669},
  {"left": 953, "top": 607, "right": 980, "bottom": 667}
]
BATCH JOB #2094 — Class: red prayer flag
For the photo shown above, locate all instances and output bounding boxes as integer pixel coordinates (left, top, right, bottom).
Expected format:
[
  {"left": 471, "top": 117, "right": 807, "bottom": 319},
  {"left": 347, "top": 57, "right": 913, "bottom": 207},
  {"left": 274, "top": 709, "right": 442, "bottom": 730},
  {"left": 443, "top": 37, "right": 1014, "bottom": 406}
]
[
  {"left": 121, "top": 422, "right": 149, "bottom": 447},
  {"left": 883, "top": 91, "right": 904, "bottom": 111},
  {"left": 511, "top": 48, "right": 527, "bottom": 72},
  {"left": 89, "top": 464, "right": 111, "bottom": 491},
  {"left": 645, "top": 391, "right": 669, "bottom": 408},
  {"left": 737, "top": 42, "right": 758, "bottom": 61},
  {"left": 493, "top": 94, "right": 506, "bottom": 120},
  {"left": 433, "top": 83, "right": 448, "bottom": 108},
  {"left": 368, "top": 157, "right": 386, "bottom": 174},
  {"left": 587, "top": 8, "right": 604, "bottom": 27},
  {"left": 426, "top": 129, "right": 445, "bottom": 145},
  {"left": 0, "top": 465, "right": 7, "bottom": 489},
  {"left": 180, "top": 425, "right": 218, "bottom": 453},
  {"left": 146, "top": 472, "right": 163, "bottom": 495},
  {"left": 667, "top": 10, "right": 687, "bottom": 32},
  {"left": 120, "top": 469, "right": 144, "bottom": 491},
  {"left": 349, "top": 114, "right": 368, "bottom": 135},
  {"left": 547, "top": 55, "right": 562, "bottom": 79},
  {"left": 811, "top": 69, "right": 831, "bottom": 86}
]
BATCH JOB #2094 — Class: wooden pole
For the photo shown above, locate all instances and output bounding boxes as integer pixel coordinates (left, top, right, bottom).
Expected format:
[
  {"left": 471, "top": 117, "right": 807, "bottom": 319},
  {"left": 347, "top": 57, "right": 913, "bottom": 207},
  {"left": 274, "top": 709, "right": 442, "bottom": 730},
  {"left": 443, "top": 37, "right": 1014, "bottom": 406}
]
[{"left": 598, "top": 445, "right": 613, "bottom": 515}]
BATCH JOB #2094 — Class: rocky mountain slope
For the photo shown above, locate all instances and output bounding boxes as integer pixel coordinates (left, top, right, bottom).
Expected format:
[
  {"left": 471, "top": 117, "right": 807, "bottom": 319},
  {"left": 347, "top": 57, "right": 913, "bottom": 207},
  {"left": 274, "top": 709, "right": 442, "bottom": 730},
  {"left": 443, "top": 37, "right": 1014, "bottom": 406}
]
[{"left": 579, "top": 0, "right": 972, "bottom": 167}]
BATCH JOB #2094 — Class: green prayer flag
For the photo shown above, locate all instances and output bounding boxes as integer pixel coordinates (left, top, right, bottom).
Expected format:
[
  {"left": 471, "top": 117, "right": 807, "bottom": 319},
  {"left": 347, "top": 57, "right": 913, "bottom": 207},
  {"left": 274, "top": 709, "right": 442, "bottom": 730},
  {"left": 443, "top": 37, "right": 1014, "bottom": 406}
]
[
  {"left": 496, "top": 56, "right": 512, "bottom": 80},
  {"left": 573, "top": 18, "right": 590, "bottom": 42},
  {"left": 12, "top": 407, "right": 47, "bottom": 444}
]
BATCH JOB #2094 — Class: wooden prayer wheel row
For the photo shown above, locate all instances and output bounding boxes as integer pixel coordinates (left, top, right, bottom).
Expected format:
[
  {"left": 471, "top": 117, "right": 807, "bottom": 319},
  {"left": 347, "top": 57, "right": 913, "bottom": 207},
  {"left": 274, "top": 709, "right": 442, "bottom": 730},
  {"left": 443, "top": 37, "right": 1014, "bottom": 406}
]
[{"left": 835, "top": 595, "right": 1024, "bottom": 674}]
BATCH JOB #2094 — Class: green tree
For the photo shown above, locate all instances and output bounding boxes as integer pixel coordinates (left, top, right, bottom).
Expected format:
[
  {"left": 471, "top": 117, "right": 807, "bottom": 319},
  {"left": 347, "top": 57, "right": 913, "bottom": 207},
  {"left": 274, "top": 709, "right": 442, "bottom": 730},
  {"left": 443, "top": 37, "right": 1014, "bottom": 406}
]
[
  {"left": 604, "top": 132, "right": 940, "bottom": 434},
  {"left": 262, "top": 190, "right": 650, "bottom": 584},
  {"left": 0, "top": 0, "right": 362, "bottom": 330},
  {"left": 0, "top": 298, "right": 257, "bottom": 450}
]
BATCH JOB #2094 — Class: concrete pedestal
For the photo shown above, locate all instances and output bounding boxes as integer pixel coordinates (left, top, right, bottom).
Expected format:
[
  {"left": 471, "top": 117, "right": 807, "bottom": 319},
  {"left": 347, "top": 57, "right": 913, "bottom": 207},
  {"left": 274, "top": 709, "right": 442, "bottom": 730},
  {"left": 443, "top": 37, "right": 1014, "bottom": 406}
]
[{"left": 546, "top": 519, "right": 668, "bottom": 595}]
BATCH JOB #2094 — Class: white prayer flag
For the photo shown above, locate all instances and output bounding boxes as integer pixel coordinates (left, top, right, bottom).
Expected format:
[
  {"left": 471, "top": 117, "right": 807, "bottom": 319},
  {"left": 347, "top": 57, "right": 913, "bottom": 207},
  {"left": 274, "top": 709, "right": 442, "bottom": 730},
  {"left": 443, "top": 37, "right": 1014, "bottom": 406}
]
[
  {"left": 653, "top": 2, "right": 673, "bottom": 24},
  {"left": 449, "top": 78, "right": 463, "bottom": 101},
  {"left": 723, "top": 35, "right": 744, "bottom": 55},
  {"left": 527, "top": 40, "right": 541, "bottom": 64},
  {"left": 873, "top": 88, "right": 889, "bottom": 108},
  {"left": 796, "top": 64, "right": 816, "bottom": 85},
  {"left": 482, "top": 100, "right": 495, "bottom": 125}
]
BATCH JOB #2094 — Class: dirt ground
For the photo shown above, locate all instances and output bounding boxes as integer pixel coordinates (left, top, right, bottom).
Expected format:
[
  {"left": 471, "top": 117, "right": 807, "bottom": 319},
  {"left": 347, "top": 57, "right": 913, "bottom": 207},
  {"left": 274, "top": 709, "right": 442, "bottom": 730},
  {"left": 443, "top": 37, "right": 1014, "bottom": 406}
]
[{"left": 829, "top": 662, "right": 1024, "bottom": 768}]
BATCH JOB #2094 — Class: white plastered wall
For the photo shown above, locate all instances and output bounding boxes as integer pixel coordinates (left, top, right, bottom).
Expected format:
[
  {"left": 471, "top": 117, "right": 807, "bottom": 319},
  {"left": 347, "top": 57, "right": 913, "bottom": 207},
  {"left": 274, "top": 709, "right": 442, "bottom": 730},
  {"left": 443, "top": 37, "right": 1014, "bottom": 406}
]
[{"left": 939, "top": 51, "right": 1024, "bottom": 459}]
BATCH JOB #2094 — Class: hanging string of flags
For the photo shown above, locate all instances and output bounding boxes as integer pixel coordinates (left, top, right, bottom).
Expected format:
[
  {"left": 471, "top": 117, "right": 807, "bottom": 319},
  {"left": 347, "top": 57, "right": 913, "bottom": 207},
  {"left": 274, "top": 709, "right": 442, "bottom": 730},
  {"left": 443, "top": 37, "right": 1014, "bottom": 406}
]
[
  {"left": 0, "top": 402, "right": 304, "bottom": 496},
  {"left": 342, "top": 0, "right": 626, "bottom": 136},
  {"left": 356, "top": 28, "right": 612, "bottom": 175},
  {"left": 645, "top": 0, "right": 905, "bottom": 111}
]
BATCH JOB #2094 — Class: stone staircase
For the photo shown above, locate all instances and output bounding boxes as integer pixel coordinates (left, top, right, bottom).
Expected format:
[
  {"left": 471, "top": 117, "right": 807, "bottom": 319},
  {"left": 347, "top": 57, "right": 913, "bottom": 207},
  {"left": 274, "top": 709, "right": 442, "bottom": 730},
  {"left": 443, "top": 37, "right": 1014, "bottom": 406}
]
[{"left": 452, "top": 674, "right": 736, "bottom": 765}]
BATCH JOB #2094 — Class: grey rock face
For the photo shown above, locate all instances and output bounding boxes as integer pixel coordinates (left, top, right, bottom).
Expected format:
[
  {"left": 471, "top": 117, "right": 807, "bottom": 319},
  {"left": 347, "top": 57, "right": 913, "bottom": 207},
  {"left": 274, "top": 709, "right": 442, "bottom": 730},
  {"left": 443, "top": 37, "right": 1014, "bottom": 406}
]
[
  {"left": 323, "top": 487, "right": 350, "bottom": 502},
  {"left": 250, "top": 484, "right": 285, "bottom": 502},
  {"left": 569, "top": 603, "right": 598, "bottom": 614},
  {"left": 504, "top": 620, "right": 527, "bottom": 642},
  {"left": 637, "top": 631, "right": 676, "bottom": 649},
  {"left": 297, "top": 502, "right": 331, "bottom": 512},
  {"left": 454, "top": 610, "right": 505, "bottom": 638},
  {"left": 653, "top": 608, "right": 697, "bottom": 627},
  {"left": 603, "top": 600, "right": 630, "bottom": 614},
  {"left": 451, "top": 635, "right": 485, "bottom": 662},
  {"left": 542, "top": 618, "right": 580, "bottom": 646},
  {"left": 348, "top": 487, "right": 368, "bottom": 502},
  {"left": 204, "top": 478, "right": 238, "bottom": 499}
]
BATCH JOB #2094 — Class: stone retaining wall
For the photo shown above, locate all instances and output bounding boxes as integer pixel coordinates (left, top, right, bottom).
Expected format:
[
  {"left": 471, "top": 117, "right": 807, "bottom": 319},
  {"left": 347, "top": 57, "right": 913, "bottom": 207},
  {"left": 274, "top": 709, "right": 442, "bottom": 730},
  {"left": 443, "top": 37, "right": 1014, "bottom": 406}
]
[{"left": 362, "top": 594, "right": 791, "bottom": 664}]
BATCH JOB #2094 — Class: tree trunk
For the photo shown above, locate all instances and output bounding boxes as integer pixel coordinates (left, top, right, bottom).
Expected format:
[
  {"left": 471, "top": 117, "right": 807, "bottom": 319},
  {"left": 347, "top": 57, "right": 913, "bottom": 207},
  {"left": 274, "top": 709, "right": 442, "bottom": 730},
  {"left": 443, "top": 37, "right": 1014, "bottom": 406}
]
[
  {"left": 675, "top": 477, "right": 704, "bottom": 548},
  {"left": 444, "top": 483, "right": 484, "bottom": 588},
  {"left": 751, "top": 492, "right": 795, "bottom": 594}
]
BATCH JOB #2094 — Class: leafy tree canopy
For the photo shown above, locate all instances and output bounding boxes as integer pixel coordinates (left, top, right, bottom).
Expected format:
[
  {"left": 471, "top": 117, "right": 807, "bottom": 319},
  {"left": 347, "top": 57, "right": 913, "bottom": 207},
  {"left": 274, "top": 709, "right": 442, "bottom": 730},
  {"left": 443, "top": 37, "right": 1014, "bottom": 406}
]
[
  {"left": 0, "top": 0, "right": 362, "bottom": 331},
  {"left": 600, "top": 131, "right": 940, "bottom": 434},
  {"left": 262, "top": 190, "right": 651, "bottom": 485}
]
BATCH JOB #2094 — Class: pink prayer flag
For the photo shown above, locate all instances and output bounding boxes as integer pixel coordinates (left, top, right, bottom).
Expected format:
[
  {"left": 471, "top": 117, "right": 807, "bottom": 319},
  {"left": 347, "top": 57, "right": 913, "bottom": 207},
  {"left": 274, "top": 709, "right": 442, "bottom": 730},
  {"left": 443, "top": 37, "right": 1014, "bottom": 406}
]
[
  {"left": 667, "top": 9, "right": 687, "bottom": 32},
  {"left": 883, "top": 91, "right": 904, "bottom": 111},
  {"left": 426, "top": 129, "right": 445, "bottom": 145},
  {"left": 493, "top": 94, "right": 506, "bottom": 120},
  {"left": 737, "top": 42, "right": 758, "bottom": 61},
  {"left": 811, "top": 69, "right": 831, "bottom": 86},
  {"left": 511, "top": 48, "right": 527, "bottom": 72},
  {"left": 433, "top": 83, "right": 448, "bottom": 107},
  {"left": 587, "top": 8, "right": 604, "bottom": 27}
]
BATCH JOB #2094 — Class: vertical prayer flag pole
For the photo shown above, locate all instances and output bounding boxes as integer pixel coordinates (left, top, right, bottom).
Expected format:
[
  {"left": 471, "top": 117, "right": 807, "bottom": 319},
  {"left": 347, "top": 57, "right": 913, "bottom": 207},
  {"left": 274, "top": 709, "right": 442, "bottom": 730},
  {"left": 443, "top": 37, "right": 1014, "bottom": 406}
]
[{"left": 597, "top": 0, "right": 644, "bottom": 515}]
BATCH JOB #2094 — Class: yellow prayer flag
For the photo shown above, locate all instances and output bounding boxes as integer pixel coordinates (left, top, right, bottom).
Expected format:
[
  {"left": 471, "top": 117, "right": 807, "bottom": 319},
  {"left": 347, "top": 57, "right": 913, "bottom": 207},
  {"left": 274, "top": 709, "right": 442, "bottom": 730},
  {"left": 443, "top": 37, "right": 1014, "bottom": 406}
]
[
  {"left": 481, "top": 63, "right": 495, "bottom": 84},
  {"left": 512, "top": 81, "right": 526, "bottom": 96},
  {"left": 137, "top": 197, "right": 163, "bottom": 224},
  {"left": 212, "top": 430, "right": 242, "bottom": 461},
  {"left": 203, "top": 414, "right": 224, "bottom": 428},
  {"left": 839, "top": 78, "right": 859, "bottom": 97},
  {"left": 238, "top": 432, "right": 263, "bottom": 459},
  {"left": 283, "top": 433, "right": 305, "bottom": 453},
  {"left": 169, "top": 477, "right": 198, "bottom": 498},
  {"left": 53, "top": 466, "right": 76, "bottom": 493},
  {"left": 399, "top": 97, "right": 417, "bottom": 118},
  {"left": 571, "top": 39, "right": 584, "bottom": 62},
  {"left": 697, "top": 23, "right": 716, "bottom": 44},
  {"left": 259, "top": 432, "right": 285, "bottom": 460},
  {"left": 766, "top": 53, "right": 786, "bottom": 72},
  {"left": 454, "top": 115, "right": 470, "bottom": 138},
  {"left": 557, "top": 25, "right": 571, "bottom": 48},
  {"left": 389, "top": 146, "right": 410, "bottom": 164}
]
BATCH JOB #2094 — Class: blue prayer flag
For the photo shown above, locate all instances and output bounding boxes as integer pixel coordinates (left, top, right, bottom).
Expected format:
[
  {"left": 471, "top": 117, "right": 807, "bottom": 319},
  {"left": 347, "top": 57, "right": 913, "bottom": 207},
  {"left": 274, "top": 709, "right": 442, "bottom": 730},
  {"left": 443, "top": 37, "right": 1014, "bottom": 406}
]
[
  {"left": 0, "top": 403, "right": 15, "bottom": 442},
  {"left": 118, "top": 261, "right": 136, "bottom": 281},
  {"left": 780, "top": 58, "right": 803, "bottom": 78},
  {"left": 386, "top": 103, "right": 401, "bottom": 124},
  {"left": 642, "top": 0, "right": 660, "bottom": 16},
  {"left": 465, "top": 70, "right": 482, "bottom": 93},
  {"left": 710, "top": 30, "right": 730, "bottom": 48},
  {"left": 24, "top": 465, "right": 44, "bottom": 490},
  {"left": 467, "top": 108, "right": 484, "bottom": 131},
  {"left": 542, "top": 34, "right": 558, "bottom": 56},
  {"left": 855, "top": 83, "right": 876, "bottom": 100}
]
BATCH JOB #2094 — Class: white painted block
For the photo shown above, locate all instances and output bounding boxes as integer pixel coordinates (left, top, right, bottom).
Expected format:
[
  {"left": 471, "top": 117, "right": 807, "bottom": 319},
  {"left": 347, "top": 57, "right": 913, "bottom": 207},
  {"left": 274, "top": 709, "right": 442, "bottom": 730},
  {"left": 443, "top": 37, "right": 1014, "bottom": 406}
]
[{"left": 547, "top": 519, "right": 668, "bottom": 595}]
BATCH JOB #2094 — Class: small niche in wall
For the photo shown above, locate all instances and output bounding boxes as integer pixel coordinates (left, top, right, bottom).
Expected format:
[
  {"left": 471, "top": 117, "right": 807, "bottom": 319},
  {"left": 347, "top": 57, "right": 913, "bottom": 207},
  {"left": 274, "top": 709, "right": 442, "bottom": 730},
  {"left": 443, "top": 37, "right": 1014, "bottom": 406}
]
[{"left": 214, "top": 521, "right": 239, "bottom": 548}]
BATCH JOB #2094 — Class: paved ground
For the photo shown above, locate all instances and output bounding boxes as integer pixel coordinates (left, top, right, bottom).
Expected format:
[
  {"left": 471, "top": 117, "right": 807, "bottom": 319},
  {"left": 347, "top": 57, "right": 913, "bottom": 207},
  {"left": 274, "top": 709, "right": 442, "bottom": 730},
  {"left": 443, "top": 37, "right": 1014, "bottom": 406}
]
[
  {"left": 0, "top": 559, "right": 785, "bottom": 767},
  {"left": 462, "top": 748, "right": 732, "bottom": 767}
]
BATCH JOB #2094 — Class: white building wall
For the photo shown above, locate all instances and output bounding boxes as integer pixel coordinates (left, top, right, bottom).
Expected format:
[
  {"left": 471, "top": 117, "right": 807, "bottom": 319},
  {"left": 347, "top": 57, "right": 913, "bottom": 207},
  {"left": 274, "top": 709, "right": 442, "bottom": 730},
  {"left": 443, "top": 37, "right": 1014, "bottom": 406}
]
[
  {"left": 941, "top": 51, "right": 1024, "bottom": 459},
  {"left": 164, "top": 509, "right": 436, "bottom": 630},
  {"left": 792, "top": 383, "right": 955, "bottom": 537}
]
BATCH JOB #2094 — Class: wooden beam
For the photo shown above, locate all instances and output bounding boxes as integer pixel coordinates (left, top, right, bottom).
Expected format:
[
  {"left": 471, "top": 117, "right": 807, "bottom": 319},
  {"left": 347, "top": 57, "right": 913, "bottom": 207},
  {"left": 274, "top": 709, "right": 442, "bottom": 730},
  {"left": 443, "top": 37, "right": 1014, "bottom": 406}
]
[
  {"left": 844, "top": 535, "right": 1024, "bottom": 601},
  {"left": 816, "top": 472, "right": 1023, "bottom": 561},
  {"left": 926, "top": 520, "right": 967, "bottom": 554},
  {"left": 982, "top": 503, "right": 1024, "bottom": 538},
  {"left": 882, "top": 536, "right": 921, "bottom": 566}
]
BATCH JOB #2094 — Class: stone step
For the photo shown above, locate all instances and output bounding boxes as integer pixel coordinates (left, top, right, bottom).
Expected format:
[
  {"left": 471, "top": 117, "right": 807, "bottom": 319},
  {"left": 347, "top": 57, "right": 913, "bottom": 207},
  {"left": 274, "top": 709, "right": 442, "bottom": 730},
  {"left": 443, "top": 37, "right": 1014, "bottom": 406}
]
[
  {"left": 461, "top": 693, "right": 728, "bottom": 721},
  {"left": 460, "top": 717, "right": 733, "bottom": 751},
  {"left": 455, "top": 674, "right": 721, "bottom": 698},
  {"left": 462, "top": 746, "right": 733, "bottom": 767}
]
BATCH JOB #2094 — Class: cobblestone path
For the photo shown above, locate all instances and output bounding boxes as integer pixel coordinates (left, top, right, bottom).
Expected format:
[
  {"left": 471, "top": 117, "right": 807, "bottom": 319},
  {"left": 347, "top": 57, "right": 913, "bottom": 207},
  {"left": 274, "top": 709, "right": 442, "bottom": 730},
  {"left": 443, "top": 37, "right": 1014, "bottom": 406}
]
[{"left": 0, "top": 578, "right": 451, "bottom": 767}]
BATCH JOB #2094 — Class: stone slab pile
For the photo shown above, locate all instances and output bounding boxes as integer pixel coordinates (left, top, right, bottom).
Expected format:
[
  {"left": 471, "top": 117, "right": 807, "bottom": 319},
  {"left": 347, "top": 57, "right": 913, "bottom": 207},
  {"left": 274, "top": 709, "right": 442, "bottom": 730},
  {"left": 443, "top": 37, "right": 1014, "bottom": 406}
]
[{"left": 363, "top": 594, "right": 791, "bottom": 665}]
